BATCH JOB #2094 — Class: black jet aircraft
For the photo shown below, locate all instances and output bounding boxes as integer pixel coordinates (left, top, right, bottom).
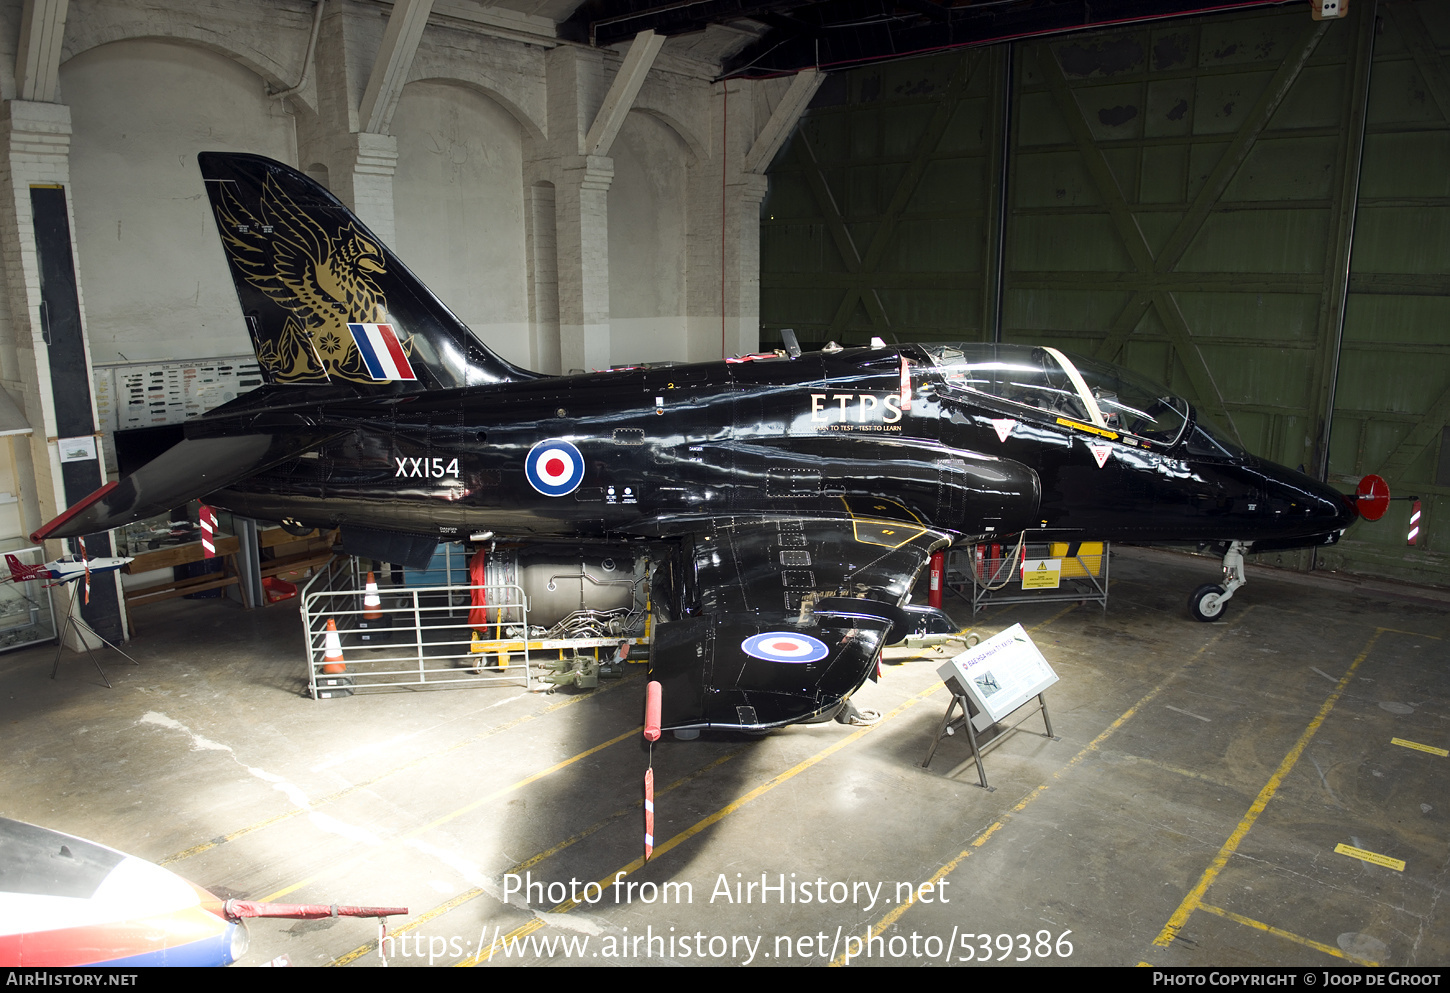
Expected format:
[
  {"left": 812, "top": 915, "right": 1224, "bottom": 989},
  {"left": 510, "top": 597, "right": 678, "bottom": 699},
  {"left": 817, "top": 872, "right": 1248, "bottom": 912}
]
[{"left": 35, "top": 153, "right": 1362, "bottom": 734}]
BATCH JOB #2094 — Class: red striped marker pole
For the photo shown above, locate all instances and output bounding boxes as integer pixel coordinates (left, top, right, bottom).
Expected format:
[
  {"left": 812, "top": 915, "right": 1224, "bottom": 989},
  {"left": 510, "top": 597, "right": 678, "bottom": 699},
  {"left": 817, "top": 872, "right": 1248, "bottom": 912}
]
[
  {"left": 644, "top": 680, "right": 663, "bottom": 860},
  {"left": 644, "top": 768, "right": 655, "bottom": 862},
  {"left": 78, "top": 536, "right": 91, "bottom": 605},
  {"left": 199, "top": 505, "right": 217, "bottom": 558},
  {"left": 1408, "top": 499, "right": 1421, "bottom": 546}
]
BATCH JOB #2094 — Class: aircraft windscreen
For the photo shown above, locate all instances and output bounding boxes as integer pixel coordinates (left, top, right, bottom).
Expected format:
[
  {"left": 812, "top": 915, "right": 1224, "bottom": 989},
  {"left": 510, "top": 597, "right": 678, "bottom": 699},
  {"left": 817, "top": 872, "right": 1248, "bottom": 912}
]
[
  {"left": 1066, "top": 352, "right": 1191, "bottom": 446},
  {"left": 1182, "top": 415, "right": 1249, "bottom": 460},
  {"left": 923, "top": 344, "right": 1190, "bottom": 447}
]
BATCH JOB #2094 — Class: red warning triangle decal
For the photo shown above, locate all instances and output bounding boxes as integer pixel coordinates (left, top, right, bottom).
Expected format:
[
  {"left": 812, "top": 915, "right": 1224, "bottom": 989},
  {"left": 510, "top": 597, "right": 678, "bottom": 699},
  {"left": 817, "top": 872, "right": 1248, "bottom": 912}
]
[
  {"left": 991, "top": 419, "right": 1017, "bottom": 443},
  {"left": 1088, "top": 443, "right": 1112, "bottom": 468}
]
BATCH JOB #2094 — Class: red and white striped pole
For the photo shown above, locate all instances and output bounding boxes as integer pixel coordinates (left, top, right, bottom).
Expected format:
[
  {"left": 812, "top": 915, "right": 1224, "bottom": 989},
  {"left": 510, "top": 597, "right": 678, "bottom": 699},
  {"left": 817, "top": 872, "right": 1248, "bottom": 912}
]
[
  {"left": 644, "top": 768, "right": 655, "bottom": 862},
  {"left": 1408, "top": 499, "right": 1422, "bottom": 546},
  {"left": 644, "top": 680, "right": 662, "bottom": 861},
  {"left": 199, "top": 505, "right": 217, "bottom": 558},
  {"left": 78, "top": 536, "right": 91, "bottom": 605}
]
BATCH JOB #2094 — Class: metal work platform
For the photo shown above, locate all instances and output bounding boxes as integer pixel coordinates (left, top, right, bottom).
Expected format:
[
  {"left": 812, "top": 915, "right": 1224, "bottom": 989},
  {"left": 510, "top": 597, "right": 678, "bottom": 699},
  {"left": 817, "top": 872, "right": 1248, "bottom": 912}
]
[
  {"left": 299, "top": 554, "right": 650, "bottom": 698},
  {"left": 952, "top": 539, "right": 1110, "bottom": 615}
]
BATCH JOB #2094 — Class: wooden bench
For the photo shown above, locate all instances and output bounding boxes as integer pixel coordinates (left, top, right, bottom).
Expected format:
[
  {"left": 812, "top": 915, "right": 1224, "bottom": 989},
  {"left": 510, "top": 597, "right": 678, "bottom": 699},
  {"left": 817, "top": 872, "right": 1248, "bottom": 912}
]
[
  {"left": 258, "top": 527, "right": 338, "bottom": 581},
  {"left": 123, "top": 535, "right": 248, "bottom": 610},
  {"left": 122, "top": 528, "right": 339, "bottom": 615}
]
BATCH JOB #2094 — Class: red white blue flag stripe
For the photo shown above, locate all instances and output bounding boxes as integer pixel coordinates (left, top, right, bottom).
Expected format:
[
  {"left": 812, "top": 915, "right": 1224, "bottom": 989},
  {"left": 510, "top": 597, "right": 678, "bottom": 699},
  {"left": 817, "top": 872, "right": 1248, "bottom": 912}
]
[{"left": 348, "top": 323, "right": 417, "bottom": 381}]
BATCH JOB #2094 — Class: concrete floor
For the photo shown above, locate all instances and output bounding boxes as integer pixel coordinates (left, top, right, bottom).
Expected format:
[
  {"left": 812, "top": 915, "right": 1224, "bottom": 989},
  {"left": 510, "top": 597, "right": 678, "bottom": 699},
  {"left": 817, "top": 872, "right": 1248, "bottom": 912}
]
[{"left": 2, "top": 546, "right": 1447, "bottom": 968}]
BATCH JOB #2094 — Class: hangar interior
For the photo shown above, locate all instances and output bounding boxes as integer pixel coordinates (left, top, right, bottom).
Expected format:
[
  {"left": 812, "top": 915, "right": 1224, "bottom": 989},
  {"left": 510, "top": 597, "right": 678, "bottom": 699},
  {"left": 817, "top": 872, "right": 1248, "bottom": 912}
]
[{"left": 0, "top": 0, "right": 1448, "bottom": 970}]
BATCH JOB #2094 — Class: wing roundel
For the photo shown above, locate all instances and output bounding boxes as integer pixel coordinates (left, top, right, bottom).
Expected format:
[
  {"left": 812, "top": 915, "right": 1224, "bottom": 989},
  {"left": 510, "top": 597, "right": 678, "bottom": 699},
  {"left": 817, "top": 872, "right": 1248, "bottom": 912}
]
[{"left": 648, "top": 516, "right": 952, "bottom": 732}]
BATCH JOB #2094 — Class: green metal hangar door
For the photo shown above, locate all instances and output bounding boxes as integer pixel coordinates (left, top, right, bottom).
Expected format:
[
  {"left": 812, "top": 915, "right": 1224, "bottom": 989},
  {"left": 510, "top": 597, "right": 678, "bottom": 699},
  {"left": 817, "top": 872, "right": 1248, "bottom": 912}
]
[{"left": 760, "top": 0, "right": 1450, "bottom": 588}]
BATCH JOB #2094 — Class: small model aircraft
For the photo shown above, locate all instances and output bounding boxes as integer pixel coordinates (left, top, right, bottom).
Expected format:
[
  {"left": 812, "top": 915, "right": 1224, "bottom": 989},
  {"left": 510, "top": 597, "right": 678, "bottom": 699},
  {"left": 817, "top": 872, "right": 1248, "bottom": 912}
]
[
  {"left": 2, "top": 553, "right": 133, "bottom": 587},
  {"left": 32, "top": 153, "right": 1369, "bottom": 734},
  {"left": 0, "top": 816, "right": 405, "bottom": 967}
]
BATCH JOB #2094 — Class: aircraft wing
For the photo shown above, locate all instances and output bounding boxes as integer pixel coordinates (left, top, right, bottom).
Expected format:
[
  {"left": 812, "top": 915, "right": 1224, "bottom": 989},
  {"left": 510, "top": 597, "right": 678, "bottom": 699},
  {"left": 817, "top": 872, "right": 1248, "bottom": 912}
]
[
  {"left": 650, "top": 507, "right": 952, "bottom": 732},
  {"left": 33, "top": 431, "right": 345, "bottom": 542}
]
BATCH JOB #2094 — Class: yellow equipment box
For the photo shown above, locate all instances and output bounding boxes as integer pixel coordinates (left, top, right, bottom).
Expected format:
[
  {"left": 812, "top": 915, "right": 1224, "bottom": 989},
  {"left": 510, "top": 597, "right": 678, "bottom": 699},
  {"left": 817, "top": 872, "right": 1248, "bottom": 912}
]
[{"left": 1048, "top": 541, "right": 1104, "bottom": 578}]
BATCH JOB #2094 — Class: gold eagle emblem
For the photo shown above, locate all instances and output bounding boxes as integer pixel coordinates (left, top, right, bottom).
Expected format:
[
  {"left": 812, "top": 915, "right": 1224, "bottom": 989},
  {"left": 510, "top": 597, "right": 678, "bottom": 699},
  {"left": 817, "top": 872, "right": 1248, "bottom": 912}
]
[{"left": 213, "top": 173, "right": 414, "bottom": 384}]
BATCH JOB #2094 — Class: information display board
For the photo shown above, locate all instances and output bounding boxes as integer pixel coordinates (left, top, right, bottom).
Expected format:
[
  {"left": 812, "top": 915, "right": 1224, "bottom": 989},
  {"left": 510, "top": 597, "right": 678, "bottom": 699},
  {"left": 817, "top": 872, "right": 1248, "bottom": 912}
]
[{"left": 936, "top": 622, "right": 1058, "bottom": 732}]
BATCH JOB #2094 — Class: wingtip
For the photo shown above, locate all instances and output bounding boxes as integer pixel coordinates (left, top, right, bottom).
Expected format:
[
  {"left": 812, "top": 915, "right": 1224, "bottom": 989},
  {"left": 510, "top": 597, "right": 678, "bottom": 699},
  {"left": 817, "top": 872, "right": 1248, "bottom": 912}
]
[{"left": 31, "top": 481, "right": 119, "bottom": 543}]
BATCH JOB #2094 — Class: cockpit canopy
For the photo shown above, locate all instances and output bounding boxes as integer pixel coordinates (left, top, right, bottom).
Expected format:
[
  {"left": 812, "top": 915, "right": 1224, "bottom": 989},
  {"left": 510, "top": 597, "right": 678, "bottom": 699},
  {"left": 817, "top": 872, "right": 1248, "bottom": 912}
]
[{"left": 921, "top": 343, "right": 1196, "bottom": 450}]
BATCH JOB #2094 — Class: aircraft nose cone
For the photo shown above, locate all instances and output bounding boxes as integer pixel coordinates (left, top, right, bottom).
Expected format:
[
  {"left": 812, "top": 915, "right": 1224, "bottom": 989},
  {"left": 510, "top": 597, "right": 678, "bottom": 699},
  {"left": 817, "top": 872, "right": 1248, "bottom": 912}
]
[
  {"left": 1330, "top": 487, "right": 1360, "bottom": 530},
  {"left": 1301, "top": 471, "right": 1359, "bottom": 530},
  {"left": 1267, "top": 466, "right": 1358, "bottom": 536}
]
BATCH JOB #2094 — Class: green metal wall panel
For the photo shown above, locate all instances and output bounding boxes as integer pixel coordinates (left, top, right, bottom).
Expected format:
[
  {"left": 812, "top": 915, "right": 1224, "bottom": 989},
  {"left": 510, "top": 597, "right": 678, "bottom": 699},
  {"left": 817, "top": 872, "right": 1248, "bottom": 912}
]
[
  {"left": 760, "top": 0, "right": 1450, "bottom": 587},
  {"left": 1318, "top": 0, "right": 1450, "bottom": 584},
  {"left": 761, "top": 49, "right": 1004, "bottom": 343}
]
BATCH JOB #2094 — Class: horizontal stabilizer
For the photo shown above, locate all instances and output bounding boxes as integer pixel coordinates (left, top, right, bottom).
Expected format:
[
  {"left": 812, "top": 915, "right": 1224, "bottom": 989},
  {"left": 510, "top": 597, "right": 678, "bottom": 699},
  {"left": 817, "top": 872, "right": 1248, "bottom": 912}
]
[{"left": 33, "top": 431, "right": 343, "bottom": 542}]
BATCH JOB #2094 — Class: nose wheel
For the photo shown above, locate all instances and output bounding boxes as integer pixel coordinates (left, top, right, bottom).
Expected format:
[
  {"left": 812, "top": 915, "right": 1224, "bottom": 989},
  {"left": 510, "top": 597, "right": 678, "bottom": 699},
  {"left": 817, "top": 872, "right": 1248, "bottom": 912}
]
[
  {"left": 1188, "top": 540, "right": 1249, "bottom": 622},
  {"left": 1189, "top": 584, "right": 1228, "bottom": 622}
]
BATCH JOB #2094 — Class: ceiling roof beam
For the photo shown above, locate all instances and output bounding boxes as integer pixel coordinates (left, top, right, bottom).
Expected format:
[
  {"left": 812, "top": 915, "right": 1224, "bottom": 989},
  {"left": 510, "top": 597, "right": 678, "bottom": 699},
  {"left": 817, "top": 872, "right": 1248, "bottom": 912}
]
[
  {"left": 586, "top": 29, "right": 667, "bottom": 157},
  {"left": 742, "top": 68, "right": 823, "bottom": 174},
  {"left": 360, "top": 0, "right": 435, "bottom": 135},
  {"left": 891, "top": 0, "right": 950, "bottom": 23},
  {"left": 15, "top": 0, "right": 68, "bottom": 103},
  {"left": 722, "top": 0, "right": 1287, "bottom": 77}
]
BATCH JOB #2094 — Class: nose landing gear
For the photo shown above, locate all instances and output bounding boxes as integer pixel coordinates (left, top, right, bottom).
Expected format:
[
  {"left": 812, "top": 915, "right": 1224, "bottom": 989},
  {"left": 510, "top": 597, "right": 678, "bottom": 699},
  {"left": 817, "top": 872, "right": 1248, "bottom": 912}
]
[{"left": 1188, "top": 540, "right": 1249, "bottom": 622}]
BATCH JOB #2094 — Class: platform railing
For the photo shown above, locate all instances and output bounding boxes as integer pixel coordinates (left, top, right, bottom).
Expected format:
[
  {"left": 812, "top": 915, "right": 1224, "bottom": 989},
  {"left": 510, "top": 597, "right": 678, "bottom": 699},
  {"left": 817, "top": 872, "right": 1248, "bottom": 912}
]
[
  {"left": 301, "top": 578, "right": 532, "bottom": 697},
  {"left": 950, "top": 539, "right": 1111, "bottom": 615}
]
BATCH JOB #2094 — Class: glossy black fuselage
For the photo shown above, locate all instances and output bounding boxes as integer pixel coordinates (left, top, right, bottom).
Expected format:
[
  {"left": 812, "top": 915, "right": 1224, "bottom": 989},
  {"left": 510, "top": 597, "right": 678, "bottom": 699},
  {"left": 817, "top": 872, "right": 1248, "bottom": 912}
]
[{"left": 197, "top": 344, "right": 1354, "bottom": 551}]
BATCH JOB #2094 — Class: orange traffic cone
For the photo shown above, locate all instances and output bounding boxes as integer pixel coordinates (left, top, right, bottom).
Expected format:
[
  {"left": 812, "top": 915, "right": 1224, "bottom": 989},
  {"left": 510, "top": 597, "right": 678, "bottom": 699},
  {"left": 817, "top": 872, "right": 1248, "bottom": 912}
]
[
  {"left": 322, "top": 618, "right": 346, "bottom": 674},
  {"left": 362, "top": 573, "right": 381, "bottom": 621},
  {"left": 357, "top": 571, "right": 392, "bottom": 644}
]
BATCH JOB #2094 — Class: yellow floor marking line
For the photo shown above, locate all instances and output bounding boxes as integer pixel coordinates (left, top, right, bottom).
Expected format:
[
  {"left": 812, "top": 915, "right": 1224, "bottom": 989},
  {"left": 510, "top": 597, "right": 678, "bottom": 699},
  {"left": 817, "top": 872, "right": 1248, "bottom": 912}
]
[
  {"left": 1151, "top": 627, "right": 1383, "bottom": 950},
  {"left": 328, "top": 747, "right": 749, "bottom": 967},
  {"left": 1372, "top": 627, "right": 1441, "bottom": 639},
  {"left": 456, "top": 677, "right": 962, "bottom": 967},
  {"left": 833, "top": 609, "right": 1246, "bottom": 967},
  {"left": 506, "top": 748, "right": 747, "bottom": 876},
  {"left": 1334, "top": 843, "right": 1405, "bottom": 872},
  {"left": 160, "top": 675, "right": 640, "bottom": 866},
  {"left": 355, "top": 606, "right": 1075, "bottom": 966},
  {"left": 1196, "top": 903, "right": 1379, "bottom": 967},
  {"left": 1391, "top": 738, "right": 1448, "bottom": 757},
  {"left": 260, "top": 725, "right": 642, "bottom": 903},
  {"left": 1117, "top": 755, "right": 1242, "bottom": 789}
]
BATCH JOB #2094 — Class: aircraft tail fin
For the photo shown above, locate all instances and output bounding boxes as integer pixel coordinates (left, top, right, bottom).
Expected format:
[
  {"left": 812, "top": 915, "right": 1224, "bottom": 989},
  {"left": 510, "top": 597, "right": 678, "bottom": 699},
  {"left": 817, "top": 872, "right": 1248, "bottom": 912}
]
[
  {"left": 4, "top": 554, "right": 27, "bottom": 580},
  {"left": 197, "top": 152, "right": 538, "bottom": 392}
]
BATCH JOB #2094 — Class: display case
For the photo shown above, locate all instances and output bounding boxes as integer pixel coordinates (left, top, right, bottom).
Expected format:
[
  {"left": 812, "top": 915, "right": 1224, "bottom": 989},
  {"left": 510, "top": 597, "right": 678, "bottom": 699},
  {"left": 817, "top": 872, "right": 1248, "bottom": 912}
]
[{"left": 0, "top": 544, "right": 58, "bottom": 652}]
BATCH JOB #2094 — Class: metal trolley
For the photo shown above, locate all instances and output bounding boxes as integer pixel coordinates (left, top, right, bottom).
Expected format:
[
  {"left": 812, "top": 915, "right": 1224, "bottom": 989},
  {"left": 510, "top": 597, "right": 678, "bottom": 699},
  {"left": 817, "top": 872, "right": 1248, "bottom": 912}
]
[{"left": 950, "top": 538, "right": 1110, "bottom": 615}]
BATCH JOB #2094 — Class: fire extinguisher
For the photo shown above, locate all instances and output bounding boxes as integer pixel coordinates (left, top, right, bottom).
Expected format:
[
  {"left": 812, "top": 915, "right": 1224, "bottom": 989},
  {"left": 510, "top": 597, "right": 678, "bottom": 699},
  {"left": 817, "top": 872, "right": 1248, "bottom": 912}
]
[{"left": 928, "top": 550, "right": 945, "bottom": 609}]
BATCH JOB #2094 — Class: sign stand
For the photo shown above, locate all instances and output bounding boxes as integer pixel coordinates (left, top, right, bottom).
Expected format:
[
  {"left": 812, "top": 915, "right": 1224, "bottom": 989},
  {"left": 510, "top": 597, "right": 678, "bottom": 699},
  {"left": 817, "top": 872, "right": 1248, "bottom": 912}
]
[
  {"left": 921, "top": 689, "right": 1057, "bottom": 790},
  {"left": 921, "top": 623, "right": 1060, "bottom": 789}
]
